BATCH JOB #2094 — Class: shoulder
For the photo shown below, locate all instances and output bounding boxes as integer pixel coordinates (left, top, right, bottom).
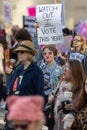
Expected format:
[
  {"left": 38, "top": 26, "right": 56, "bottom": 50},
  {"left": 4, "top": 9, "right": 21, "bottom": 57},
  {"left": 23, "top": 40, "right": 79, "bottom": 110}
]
[{"left": 31, "top": 63, "right": 43, "bottom": 75}]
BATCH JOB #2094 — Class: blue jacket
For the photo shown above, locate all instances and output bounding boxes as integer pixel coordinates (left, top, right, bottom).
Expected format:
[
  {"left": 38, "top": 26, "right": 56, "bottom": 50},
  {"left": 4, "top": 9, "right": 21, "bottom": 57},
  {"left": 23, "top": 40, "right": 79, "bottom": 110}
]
[{"left": 6, "top": 62, "right": 44, "bottom": 97}]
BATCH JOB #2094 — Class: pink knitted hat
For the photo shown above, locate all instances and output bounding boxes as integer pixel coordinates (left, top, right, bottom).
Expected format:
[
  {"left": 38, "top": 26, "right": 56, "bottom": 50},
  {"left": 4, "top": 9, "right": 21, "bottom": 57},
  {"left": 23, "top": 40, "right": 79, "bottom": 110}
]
[{"left": 7, "top": 96, "right": 44, "bottom": 121}]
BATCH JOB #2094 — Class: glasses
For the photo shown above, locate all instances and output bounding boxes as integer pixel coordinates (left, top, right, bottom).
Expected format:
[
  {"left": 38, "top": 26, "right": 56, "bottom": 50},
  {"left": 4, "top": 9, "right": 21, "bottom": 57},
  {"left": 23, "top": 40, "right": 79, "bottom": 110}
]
[
  {"left": 13, "top": 123, "right": 29, "bottom": 130},
  {"left": 17, "top": 51, "right": 27, "bottom": 54},
  {"left": 73, "top": 39, "right": 81, "bottom": 42},
  {"left": 43, "top": 51, "right": 53, "bottom": 56},
  {"left": 62, "top": 66, "right": 71, "bottom": 71}
]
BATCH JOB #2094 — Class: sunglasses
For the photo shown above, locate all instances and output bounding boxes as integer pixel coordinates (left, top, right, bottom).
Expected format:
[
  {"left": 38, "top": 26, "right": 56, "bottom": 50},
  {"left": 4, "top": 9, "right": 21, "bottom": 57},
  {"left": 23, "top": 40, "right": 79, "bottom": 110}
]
[
  {"left": 43, "top": 51, "right": 53, "bottom": 56},
  {"left": 13, "top": 123, "right": 29, "bottom": 129},
  {"left": 62, "top": 66, "right": 71, "bottom": 71},
  {"left": 17, "top": 51, "right": 27, "bottom": 54}
]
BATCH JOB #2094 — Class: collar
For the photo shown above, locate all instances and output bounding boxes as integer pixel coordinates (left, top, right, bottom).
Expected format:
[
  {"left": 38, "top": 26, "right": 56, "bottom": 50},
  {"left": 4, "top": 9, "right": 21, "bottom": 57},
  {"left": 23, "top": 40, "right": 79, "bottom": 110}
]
[{"left": 17, "top": 62, "right": 35, "bottom": 72}]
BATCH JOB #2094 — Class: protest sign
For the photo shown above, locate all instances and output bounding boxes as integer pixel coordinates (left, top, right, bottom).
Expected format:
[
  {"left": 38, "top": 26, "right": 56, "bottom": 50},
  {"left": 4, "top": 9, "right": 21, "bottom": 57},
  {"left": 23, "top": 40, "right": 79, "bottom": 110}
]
[
  {"left": 36, "top": 4, "right": 63, "bottom": 45},
  {"left": 69, "top": 52, "right": 84, "bottom": 63},
  {"left": 56, "top": 35, "right": 72, "bottom": 52},
  {"left": 3, "top": 2, "right": 11, "bottom": 23},
  {"left": 23, "top": 16, "right": 36, "bottom": 37},
  {"left": 77, "top": 22, "right": 87, "bottom": 41},
  {"left": 27, "top": 6, "right": 36, "bottom": 17}
]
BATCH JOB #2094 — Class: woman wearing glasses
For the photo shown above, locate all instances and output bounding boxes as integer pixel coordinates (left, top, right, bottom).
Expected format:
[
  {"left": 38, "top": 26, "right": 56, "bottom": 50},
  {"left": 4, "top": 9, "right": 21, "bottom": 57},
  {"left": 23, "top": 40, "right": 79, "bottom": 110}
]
[
  {"left": 38, "top": 45, "right": 62, "bottom": 130},
  {"left": 48, "top": 59, "right": 84, "bottom": 130},
  {"left": 6, "top": 96, "right": 46, "bottom": 130},
  {"left": 39, "top": 45, "right": 62, "bottom": 104},
  {"left": 69, "top": 34, "right": 87, "bottom": 75},
  {"left": 6, "top": 40, "right": 44, "bottom": 97},
  {"left": 70, "top": 76, "right": 87, "bottom": 130}
]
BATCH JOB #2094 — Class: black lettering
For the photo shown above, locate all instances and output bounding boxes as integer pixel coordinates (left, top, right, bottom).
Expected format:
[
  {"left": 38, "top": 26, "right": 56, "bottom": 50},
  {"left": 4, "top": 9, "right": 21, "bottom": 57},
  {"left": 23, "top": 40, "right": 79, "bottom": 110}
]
[
  {"left": 41, "top": 27, "right": 56, "bottom": 35},
  {"left": 51, "top": 36, "right": 62, "bottom": 41},
  {"left": 39, "top": 37, "right": 49, "bottom": 42}
]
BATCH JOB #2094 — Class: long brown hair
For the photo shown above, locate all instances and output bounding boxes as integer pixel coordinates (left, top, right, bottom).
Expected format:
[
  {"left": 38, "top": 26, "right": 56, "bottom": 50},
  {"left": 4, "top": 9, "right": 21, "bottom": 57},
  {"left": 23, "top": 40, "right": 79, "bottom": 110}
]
[
  {"left": 68, "top": 59, "right": 84, "bottom": 93},
  {"left": 75, "top": 77, "right": 87, "bottom": 110}
]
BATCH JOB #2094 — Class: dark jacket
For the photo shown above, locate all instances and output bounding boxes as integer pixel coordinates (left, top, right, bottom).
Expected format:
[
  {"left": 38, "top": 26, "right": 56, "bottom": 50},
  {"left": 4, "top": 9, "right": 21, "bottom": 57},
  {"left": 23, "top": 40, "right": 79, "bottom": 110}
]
[{"left": 6, "top": 62, "right": 44, "bottom": 97}]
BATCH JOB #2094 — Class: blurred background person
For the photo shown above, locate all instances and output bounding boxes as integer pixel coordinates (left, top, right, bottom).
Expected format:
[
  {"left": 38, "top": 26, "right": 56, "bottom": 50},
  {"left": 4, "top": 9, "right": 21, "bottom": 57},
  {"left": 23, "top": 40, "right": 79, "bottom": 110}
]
[
  {"left": 6, "top": 96, "right": 46, "bottom": 130},
  {"left": 0, "top": 35, "right": 7, "bottom": 109}
]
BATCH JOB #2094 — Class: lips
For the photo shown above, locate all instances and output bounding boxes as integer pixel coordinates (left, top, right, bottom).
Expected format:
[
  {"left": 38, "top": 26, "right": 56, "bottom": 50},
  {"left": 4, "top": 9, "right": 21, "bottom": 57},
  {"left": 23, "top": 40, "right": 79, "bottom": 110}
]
[{"left": 46, "top": 57, "right": 50, "bottom": 59}]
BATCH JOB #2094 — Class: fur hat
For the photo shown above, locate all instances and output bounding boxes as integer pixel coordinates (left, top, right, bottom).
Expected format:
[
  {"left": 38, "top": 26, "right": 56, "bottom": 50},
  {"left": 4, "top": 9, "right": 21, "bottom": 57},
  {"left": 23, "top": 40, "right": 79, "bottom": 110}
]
[
  {"left": 7, "top": 96, "right": 44, "bottom": 121},
  {"left": 14, "top": 40, "right": 37, "bottom": 56}
]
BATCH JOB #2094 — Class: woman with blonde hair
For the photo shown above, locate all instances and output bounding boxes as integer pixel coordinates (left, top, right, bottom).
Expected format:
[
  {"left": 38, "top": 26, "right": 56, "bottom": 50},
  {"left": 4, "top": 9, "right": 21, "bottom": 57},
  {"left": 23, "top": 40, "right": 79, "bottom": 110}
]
[{"left": 69, "top": 34, "right": 87, "bottom": 75}]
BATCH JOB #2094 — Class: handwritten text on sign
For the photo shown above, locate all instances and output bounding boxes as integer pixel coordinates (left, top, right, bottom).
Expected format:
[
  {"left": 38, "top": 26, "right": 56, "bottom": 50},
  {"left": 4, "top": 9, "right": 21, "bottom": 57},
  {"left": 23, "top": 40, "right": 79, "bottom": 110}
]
[{"left": 36, "top": 4, "right": 63, "bottom": 45}]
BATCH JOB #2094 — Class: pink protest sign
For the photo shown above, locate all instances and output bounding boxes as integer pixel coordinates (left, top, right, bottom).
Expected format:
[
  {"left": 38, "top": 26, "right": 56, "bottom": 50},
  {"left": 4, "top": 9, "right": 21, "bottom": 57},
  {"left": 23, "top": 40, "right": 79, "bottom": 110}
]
[
  {"left": 77, "top": 22, "right": 87, "bottom": 41},
  {"left": 27, "top": 6, "right": 36, "bottom": 17}
]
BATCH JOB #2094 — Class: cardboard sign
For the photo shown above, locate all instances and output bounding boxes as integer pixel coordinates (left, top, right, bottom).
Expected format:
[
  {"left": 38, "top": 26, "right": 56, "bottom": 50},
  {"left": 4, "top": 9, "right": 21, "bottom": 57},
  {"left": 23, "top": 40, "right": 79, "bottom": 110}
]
[
  {"left": 3, "top": 2, "right": 11, "bottom": 23},
  {"left": 36, "top": 4, "right": 63, "bottom": 45},
  {"left": 23, "top": 16, "right": 36, "bottom": 37},
  {"left": 69, "top": 52, "right": 84, "bottom": 62},
  {"left": 27, "top": 6, "right": 36, "bottom": 16}
]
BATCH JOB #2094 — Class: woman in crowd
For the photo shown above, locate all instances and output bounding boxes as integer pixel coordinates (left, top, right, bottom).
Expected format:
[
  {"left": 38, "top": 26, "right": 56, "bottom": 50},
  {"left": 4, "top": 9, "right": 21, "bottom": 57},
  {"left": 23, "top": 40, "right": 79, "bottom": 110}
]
[
  {"left": 69, "top": 76, "right": 87, "bottom": 130},
  {"left": 6, "top": 40, "right": 44, "bottom": 97},
  {"left": 6, "top": 28, "right": 33, "bottom": 75},
  {"left": 39, "top": 45, "right": 62, "bottom": 104},
  {"left": 38, "top": 45, "right": 62, "bottom": 130},
  {"left": 69, "top": 34, "right": 87, "bottom": 75},
  {"left": 6, "top": 95, "right": 46, "bottom": 130},
  {"left": 48, "top": 59, "right": 84, "bottom": 130}
]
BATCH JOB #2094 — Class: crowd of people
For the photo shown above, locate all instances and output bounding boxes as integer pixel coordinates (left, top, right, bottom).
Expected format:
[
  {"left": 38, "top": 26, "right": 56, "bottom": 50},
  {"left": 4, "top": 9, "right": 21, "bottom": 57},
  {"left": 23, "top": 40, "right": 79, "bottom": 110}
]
[{"left": 0, "top": 24, "right": 86, "bottom": 130}]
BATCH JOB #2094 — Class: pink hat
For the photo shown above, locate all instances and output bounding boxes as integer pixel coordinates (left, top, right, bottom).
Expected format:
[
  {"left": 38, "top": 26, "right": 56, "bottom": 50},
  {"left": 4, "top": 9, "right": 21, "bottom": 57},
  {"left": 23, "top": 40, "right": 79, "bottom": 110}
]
[{"left": 7, "top": 96, "right": 44, "bottom": 121}]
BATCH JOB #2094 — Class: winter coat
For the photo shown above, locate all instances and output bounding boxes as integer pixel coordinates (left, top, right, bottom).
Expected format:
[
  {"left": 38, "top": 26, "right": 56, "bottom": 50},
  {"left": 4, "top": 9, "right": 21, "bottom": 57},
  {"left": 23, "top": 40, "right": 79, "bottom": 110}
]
[{"left": 6, "top": 62, "right": 44, "bottom": 97}]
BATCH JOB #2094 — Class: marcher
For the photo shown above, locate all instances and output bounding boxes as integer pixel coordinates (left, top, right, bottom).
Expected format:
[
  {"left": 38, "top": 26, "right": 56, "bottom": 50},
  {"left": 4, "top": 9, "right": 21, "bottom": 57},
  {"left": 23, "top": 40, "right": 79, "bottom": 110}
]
[
  {"left": 64, "top": 76, "right": 87, "bottom": 130},
  {"left": 70, "top": 76, "right": 87, "bottom": 130},
  {"left": 39, "top": 45, "right": 62, "bottom": 104},
  {"left": 6, "top": 28, "right": 33, "bottom": 75},
  {"left": 69, "top": 34, "right": 87, "bottom": 75},
  {"left": 6, "top": 95, "right": 46, "bottom": 130},
  {"left": 49, "top": 59, "right": 84, "bottom": 130},
  {"left": 6, "top": 40, "right": 44, "bottom": 96},
  {"left": 38, "top": 45, "right": 62, "bottom": 130}
]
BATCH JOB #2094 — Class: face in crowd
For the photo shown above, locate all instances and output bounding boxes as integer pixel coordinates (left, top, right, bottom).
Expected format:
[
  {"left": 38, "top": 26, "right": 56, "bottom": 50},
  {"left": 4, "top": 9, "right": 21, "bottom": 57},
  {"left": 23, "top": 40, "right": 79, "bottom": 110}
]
[
  {"left": 62, "top": 62, "right": 72, "bottom": 82},
  {"left": 73, "top": 35, "right": 86, "bottom": 53},
  {"left": 62, "top": 59, "right": 84, "bottom": 92},
  {"left": 12, "top": 120, "right": 41, "bottom": 130},
  {"left": 42, "top": 45, "right": 57, "bottom": 64}
]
